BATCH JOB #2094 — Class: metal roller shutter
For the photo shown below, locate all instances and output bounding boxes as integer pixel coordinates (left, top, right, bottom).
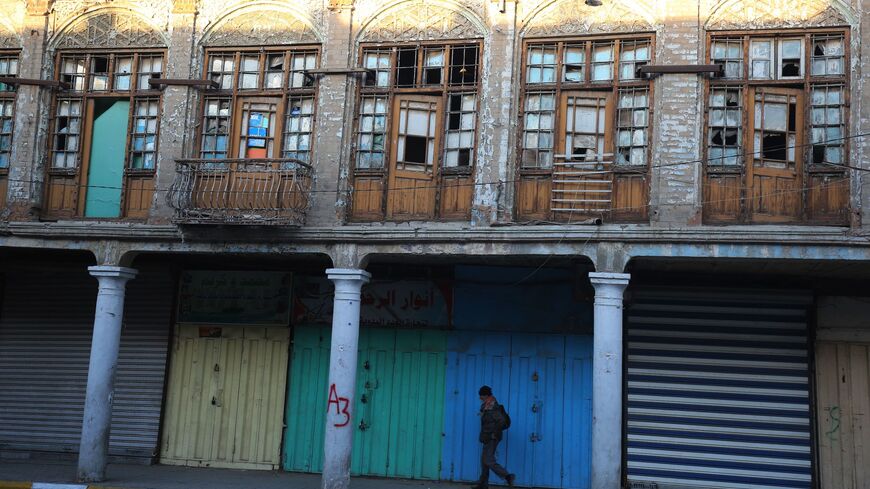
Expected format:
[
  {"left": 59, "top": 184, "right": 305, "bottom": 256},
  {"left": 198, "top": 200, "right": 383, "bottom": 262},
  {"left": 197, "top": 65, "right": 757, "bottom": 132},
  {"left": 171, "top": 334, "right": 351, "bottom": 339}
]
[
  {"left": 625, "top": 288, "right": 813, "bottom": 489},
  {"left": 0, "top": 265, "right": 173, "bottom": 460}
]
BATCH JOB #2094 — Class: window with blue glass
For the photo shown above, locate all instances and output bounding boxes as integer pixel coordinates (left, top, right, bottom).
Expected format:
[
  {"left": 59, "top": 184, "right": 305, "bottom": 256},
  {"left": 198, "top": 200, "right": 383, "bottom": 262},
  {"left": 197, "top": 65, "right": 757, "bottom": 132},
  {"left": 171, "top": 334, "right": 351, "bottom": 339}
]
[{"left": 199, "top": 47, "right": 319, "bottom": 162}]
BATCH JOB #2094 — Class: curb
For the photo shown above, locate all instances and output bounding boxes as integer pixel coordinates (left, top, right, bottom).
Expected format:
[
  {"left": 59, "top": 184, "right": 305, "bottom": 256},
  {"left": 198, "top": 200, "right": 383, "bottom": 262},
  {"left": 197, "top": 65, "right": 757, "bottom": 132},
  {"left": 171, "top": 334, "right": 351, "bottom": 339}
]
[{"left": 0, "top": 483, "right": 128, "bottom": 489}]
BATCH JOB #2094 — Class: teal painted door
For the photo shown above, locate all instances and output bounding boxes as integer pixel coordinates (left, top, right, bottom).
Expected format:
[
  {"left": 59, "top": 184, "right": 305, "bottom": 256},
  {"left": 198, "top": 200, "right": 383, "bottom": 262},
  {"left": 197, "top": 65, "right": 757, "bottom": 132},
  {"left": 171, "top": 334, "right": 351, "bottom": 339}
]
[
  {"left": 283, "top": 327, "right": 446, "bottom": 480},
  {"left": 386, "top": 330, "right": 446, "bottom": 479},
  {"left": 282, "top": 326, "right": 330, "bottom": 472},
  {"left": 84, "top": 99, "right": 129, "bottom": 217},
  {"left": 351, "top": 329, "right": 394, "bottom": 476}
]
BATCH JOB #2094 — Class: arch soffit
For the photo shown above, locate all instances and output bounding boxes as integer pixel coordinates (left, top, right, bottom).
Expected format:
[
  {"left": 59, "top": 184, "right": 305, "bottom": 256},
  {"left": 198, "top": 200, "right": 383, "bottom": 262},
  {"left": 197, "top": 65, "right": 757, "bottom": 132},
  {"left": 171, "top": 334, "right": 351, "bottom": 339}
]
[
  {"left": 201, "top": 2, "right": 321, "bottom": 47},
  {"left": 705, "top": 0, "right": 857, "bottom": 30},
  {"left": 521, "top": 0, "right": 656, "bottom": 38},
  {"left": 49, "top": 6, "right": 168, "bottom": 49},
  {"left": 357, "top": 0, "right": 488, "bottom": 43}
]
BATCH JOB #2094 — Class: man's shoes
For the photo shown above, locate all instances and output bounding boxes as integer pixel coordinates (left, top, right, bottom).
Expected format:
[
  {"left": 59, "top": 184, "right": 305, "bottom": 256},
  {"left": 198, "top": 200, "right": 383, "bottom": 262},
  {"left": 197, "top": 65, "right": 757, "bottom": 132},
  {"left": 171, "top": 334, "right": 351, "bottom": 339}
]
[
  {"left": 469, "top": 484, "right": 487, "bottom": 489},
  {"left": 506, "top": 474, "right": 516, "bottom": 487}
]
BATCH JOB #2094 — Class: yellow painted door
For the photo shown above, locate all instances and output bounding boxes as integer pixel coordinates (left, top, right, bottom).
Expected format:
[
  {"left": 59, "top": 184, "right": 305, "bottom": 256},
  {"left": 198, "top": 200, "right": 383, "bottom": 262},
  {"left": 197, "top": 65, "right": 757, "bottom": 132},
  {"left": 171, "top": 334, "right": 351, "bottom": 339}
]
[{"left": 160, "top": 325, "right": 289, "bottom": 469}]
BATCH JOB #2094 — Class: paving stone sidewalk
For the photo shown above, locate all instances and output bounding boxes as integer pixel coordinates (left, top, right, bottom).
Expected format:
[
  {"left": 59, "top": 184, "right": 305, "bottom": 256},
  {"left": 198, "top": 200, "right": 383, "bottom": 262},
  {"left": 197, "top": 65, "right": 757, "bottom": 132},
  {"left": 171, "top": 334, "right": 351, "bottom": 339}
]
[{"left": 0, "top": 461, "right": 479, "bottom": 489}]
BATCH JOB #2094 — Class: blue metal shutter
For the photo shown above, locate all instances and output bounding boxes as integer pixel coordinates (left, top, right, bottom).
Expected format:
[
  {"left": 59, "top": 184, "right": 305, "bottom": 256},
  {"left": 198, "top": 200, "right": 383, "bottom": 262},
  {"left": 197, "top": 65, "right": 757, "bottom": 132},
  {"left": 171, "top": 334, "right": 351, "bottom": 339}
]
[
  {"left": 442, "top": 332, "right": 593, "bottom": 489},
  {"left": 625, "top": 289, "right": 813, "bottom": 489}
]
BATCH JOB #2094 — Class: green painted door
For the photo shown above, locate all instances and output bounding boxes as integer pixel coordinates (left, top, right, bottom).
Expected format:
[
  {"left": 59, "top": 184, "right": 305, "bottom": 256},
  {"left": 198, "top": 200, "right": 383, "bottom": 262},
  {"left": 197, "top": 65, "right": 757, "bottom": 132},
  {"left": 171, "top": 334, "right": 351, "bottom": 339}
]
[
  {"left": 84, "top": 99, "right": 129, "bottom": 217},
  {"left": 351, "top": 328, "right": 394, "bottom": 476},
  {"left": 282, "top": 326, "right": 330, "bottom": 473},
  {"left": 283, "top": 327, "right": 446, "bottom": 480},
  {"left": 387, "top": 330, "right": 447, "bottom": 479}
]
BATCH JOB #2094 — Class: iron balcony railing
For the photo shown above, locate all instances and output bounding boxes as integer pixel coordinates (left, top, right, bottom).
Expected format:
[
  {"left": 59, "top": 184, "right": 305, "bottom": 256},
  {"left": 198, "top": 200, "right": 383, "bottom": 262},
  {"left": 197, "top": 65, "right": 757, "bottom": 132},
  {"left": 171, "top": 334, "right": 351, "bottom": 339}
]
[{"left": 168, "top": 158, "right": 313, "bottom": 226}]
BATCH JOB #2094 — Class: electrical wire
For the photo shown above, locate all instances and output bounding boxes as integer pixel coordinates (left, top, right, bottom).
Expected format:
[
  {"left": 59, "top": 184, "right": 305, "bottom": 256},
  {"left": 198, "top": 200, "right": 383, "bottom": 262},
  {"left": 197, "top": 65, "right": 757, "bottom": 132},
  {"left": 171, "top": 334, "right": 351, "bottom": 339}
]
[{"left": 0, "top": 132, "right": 866, "bottom": 195}]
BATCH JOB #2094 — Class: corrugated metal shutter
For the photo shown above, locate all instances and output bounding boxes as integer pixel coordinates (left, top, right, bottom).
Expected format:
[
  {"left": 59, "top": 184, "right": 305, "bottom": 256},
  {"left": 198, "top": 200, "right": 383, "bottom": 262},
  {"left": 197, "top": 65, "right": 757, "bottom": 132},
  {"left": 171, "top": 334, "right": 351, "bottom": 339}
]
[
  {"left": 626, "top": 288, "right": 813, "bottom": 489},
  {"left": 0, "top": 265, "right": 173, "bottom": 460}
]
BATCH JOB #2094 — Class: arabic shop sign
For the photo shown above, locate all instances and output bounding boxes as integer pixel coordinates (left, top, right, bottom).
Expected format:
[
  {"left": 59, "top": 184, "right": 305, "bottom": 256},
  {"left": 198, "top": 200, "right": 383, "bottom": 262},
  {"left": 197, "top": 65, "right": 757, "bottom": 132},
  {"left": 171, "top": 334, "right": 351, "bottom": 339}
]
[
  {"left": 178, "top": 271, "right": 292, "bottom": 325},
  {"left": 293, "top": 278, "right": 451, "bottom": 328}
]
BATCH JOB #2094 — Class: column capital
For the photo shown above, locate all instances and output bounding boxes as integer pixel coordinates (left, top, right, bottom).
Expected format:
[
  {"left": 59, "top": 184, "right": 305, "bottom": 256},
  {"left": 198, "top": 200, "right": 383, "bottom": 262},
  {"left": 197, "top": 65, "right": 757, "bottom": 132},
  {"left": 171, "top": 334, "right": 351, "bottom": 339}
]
[
  {"left": 326, "top": 268, "right": 371, "bottom": 284},
  {"left": 88, "top": 266, "right": 138, "bottom": 282},
  {"left": 589, "top": 272, "right": 630, "bottom": 287}
]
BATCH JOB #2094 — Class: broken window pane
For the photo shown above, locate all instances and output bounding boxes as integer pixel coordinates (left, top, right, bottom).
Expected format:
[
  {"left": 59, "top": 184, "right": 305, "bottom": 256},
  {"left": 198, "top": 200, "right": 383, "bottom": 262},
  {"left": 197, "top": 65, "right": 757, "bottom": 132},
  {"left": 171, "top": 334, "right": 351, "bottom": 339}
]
[
  {"left": 563, "top": 45, "right": 584, "bottom": 82},
  {"left": 424, "top": 48, "right": 444, "bottom": 85},
  {"left": 707, "top": 88, "right": 742, "bottom": 166},
  {"left": 712, "top": 38, "right": 743, "bottom": 78},
  {"left": 137, "top": 55, "right": 164, "bottom": 90},
  {"left": 396, "top": 47, "right": 418, "bottom": 87},
  {"left": 779, "top": 39, "right": 803, "bottom": 78},
  {"left": 89, "top": 56, "right": 109, "bottom": 91},
  {"left": 619, "top": 40, "right": 650, "bottom": 80},
  {"left": 266, "top": 53, "right": 285, "bottom": 88},
  {"left": 114, "top": 57, "right": 133, "bottom": 90},
  {"left": 289, "top": 51, "right": 317, "bottom": 88},
  {"left": 444, "top": 93, "right": 476, "bottom": 168},
  {"left": 811, "top": 35, "right": 845, "bottom": 76},
  {"left": 209, "top": 54, "right": 235, "bottom": 90},
  {"left": 616, "top": 88, "right": 648, "bottom": 165},
  {"left": 450, "top": 45, "right": 479, "bottom": 86},
  {"left": 592, "top": 42, "right": 614, "bottom": 81}
]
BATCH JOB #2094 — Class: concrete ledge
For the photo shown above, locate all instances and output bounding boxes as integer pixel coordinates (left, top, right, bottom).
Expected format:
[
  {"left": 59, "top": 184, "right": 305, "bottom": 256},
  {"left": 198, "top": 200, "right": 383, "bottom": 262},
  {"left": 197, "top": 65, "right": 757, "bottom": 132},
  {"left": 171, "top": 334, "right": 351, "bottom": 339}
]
[
  {"left": 0, "top": 483, "right": 127, "bottom": 489},
  {"left": 0, "top": 482, "right": 32, "bottom": 489}
]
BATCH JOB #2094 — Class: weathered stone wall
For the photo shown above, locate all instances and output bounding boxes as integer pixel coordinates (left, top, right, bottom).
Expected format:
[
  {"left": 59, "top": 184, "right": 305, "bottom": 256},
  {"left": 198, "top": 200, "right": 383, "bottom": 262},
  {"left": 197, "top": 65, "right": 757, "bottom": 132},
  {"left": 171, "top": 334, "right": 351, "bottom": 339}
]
[{"left": 0, "top": 0, "right": 865, "bottom": 229}]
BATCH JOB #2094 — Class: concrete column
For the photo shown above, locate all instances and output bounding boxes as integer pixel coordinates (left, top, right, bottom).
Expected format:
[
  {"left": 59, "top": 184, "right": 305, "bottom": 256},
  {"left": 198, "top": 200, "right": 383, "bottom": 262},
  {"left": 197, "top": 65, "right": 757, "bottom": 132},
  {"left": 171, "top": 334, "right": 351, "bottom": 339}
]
[
  {"left": 859, "top": 0, "right": 870, "bottom": 227},
  {"left": 149, "top": 1, "right": 198, "bottom": 223},
  {"left": 471, "top": 0, "right": 517, "bottom": 225},
  {"left": 5, "top": 3, "right": 49, "bottom": 220},
  {"left": 322, "top": 268, "right": 370, "bottom": 489},
  {"left": 589, "top": 272, "right": 630, "bottom": 489},
  {"left": 650, "top": 0, "right": 703, "bottom": 225},
  {"left": 77, "top": 266, "right": 138, "bottom": 482},
  {"left": 308, "top": 5, "right": 354, "bottom": 226}
]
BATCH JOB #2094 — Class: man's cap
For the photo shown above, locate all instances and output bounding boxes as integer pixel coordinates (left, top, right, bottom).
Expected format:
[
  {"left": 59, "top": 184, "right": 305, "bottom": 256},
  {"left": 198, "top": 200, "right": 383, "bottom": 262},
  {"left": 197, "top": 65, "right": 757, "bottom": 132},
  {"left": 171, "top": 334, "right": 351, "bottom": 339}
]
[{"left": 479, "top": 385, "right": 492, "bottom": 396}]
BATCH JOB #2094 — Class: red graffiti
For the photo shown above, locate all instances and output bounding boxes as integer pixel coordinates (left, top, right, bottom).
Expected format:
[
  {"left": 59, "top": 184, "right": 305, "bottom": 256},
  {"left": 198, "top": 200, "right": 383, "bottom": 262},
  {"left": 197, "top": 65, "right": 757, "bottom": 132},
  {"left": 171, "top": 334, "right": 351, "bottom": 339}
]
[{"left": 327, "top": 384, "right": 351, "bottom": 427}]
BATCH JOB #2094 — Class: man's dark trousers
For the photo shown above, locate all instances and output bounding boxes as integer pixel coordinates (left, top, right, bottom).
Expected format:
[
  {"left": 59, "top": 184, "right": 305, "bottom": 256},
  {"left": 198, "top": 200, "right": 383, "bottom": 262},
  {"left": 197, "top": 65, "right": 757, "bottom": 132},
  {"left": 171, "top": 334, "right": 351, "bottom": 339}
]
[{"left": 479, "top": 438, "right": 510, "bottom": 485}]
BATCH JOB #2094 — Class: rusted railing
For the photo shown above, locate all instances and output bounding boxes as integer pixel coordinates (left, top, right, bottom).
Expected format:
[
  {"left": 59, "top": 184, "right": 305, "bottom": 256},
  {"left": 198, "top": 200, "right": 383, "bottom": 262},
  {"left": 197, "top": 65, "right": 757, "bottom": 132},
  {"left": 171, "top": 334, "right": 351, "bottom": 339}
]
[{"left": 167, "top": 158, "right": 313, "bottom": 226}]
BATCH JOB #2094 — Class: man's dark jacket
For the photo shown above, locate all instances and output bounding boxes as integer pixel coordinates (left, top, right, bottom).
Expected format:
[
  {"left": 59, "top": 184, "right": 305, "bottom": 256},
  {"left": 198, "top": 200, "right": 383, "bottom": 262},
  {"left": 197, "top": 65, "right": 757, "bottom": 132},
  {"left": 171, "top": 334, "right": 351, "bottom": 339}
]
[{"left": 479, "top": 402, "right": 507, "bottom": 443}]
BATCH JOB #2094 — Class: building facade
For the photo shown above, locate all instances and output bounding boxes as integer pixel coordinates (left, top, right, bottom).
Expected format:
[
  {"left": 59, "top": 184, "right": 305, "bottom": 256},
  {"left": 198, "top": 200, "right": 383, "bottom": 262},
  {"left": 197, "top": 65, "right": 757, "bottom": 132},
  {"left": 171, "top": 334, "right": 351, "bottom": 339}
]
[{"left": 0, "top": 0, "right": 869, "bottom": 488}]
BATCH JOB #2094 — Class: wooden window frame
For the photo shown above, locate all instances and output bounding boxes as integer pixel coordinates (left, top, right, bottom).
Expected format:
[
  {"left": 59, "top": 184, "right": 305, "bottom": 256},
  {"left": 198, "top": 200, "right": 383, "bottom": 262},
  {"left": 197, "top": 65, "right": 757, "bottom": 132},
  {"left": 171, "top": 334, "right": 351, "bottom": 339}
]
[
  {"left": 704, "top": 27, "right": 851, "bottom": 224},
  {"left": 196, "top": 46, "right": 321, "bottom": 163},
  {"left": 353, "top": 41, "right": 483, "bottom": 173},
  {"left": 706, "top": 28, "right": 850, "bottom": 171},
  {"left": 44, "top": 49, "right": 166, "bottom": 219},
  {"left": 0, "top": 50, "right": 19, "bottom": 175},
  {"left": 350, "top": 40, "right": 483, "bottom": 221},
  {"left": 517, "top": 33, "right": 655, "bottom": 177}
]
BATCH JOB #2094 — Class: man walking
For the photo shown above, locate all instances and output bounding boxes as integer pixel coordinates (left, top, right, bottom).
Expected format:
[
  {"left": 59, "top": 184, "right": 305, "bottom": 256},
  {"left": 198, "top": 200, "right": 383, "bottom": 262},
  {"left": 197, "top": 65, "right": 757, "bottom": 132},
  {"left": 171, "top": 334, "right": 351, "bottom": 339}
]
[{"left": 473, "top": 385, "right": 515, "bottom": 489}]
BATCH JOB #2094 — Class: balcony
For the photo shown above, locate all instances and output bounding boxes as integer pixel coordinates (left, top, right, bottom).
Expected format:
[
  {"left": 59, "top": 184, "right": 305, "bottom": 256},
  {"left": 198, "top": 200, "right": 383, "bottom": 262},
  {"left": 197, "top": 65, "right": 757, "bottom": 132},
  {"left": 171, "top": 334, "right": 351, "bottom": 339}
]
[{"left": 168, "top": 159, "right": 312, "bottom": 226}]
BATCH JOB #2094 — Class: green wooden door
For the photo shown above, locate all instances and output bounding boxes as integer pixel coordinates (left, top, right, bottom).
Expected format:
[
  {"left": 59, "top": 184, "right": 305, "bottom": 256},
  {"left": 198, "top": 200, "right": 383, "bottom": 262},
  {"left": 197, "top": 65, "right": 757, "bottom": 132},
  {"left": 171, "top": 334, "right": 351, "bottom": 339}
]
[
  {"left": 283, "top": 327, "right": 446, "bottom": 480},
  {"left": 84, "top": 99, "right": 129, "bottom": 218},
  {"left": 351, "top": 329, "right": 394, "bottom": 476},
  {"left": 282, "top": 326, "right": 330, "bottom": 473},
  {"left": 387, "top": 330, "right": 447, "bottom": 479}
]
